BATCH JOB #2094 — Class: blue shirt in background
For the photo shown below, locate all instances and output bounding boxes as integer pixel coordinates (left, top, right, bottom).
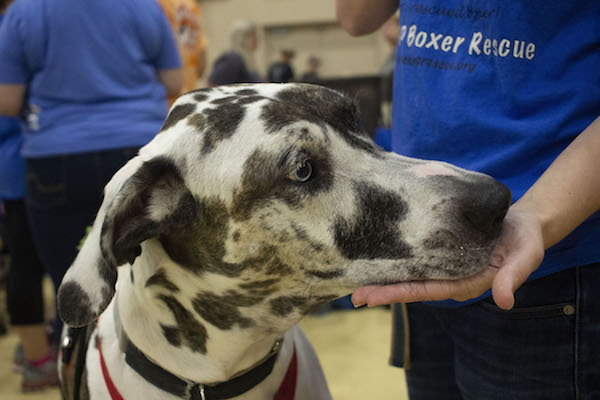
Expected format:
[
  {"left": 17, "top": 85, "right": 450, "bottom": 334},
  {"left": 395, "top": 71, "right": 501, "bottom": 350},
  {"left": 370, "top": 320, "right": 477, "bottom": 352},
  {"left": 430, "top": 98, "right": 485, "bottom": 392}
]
[
  {"left": 0, "top": 13, "right": 24, "bottom": 200},
  {"left": 392, "top": 0, "right": 600, "bottom": 306},
  {"left": 0, "top": 0, "right": 181, "bottom": 158}
]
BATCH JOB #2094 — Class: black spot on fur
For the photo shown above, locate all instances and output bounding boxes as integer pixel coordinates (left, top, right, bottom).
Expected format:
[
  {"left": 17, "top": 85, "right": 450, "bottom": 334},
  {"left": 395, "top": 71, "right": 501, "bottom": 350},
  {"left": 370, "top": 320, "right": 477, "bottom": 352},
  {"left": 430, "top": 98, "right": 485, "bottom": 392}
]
[
  {"left": 304, "top": 269, "right": 344, "bottom": 279},
  {"left": 260, "top": 85, "right": 381, "bottom": 155},
  {"left": 192, "top": 290, "right": 263, "bottom": 330},
  {"left": 101, "top": 254, "right": 119, "bottom": 278},
  {"left": 193, "top": 93, "right": 209, "bottom": 102},
  {"left": 239, "top": 279, "right": 279, "bottom": 299},
  {"left": 97, "top": 257, "right": 117, "bottom": 290},
  {"left": 160, "top": 324, "right": 182, "bottom": 347},
  {"left": 236, "top": 89, "right": 259, "bottom": 96},
  {"left": 262, "top": 253, "right": 294, "bottom": 276},
  {"left": 270, "top": 294, "right": 339, "bottom": 317},
  {"left": 334, "top": 183, "right": 413, "bottom": 260},
  {"left": 160, "top": 103, "right": 196, "bottom": 132},
  {"left": 188, "top": 113, "right": 206, "bottom": 132},
  {"left": 188, "top": 87, "right": 212, "bottom": 95},
  {"left": 145, "top": 269, "right": 180, "bottom": 292},
  {"left": 232, "top": 231, "right": 241, "bottom": 242},
  {"left": 202, "top": 103, "right": 246, "bottom": 153},
  {"left": 236, "top": 95, "right": 268, "bottom": 105},
  {"left": 158, "top": 295, "right": 208, "bottom": 353},
  {"left": 270, "top": 296, "right": 307, "bottom": 317},
  {"left": 57, "top": 282, "right": 95, "bottom": 327},
  {"left": 211, "top": 96, "right": 237, "bottom": 105},
  {"left": 159, "top": 197, "right": 246, "bottom": 277},
  {"left": 238, "top": 278, "right": 280, "bottom": 290}
]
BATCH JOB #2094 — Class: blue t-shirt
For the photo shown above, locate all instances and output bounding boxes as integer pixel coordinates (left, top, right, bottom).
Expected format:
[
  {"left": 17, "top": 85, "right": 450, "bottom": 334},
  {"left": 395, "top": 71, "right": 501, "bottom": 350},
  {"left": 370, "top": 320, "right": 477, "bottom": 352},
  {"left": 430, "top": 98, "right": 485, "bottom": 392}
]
[
  {"left": 0, "top": 13, "right": 25, "bottom": 200},
  {"left": 392, "top": 1, "right": 600, "bottom": 306},
  {"left": 0, "top": 0, "right": 181, "bottom": 158}
]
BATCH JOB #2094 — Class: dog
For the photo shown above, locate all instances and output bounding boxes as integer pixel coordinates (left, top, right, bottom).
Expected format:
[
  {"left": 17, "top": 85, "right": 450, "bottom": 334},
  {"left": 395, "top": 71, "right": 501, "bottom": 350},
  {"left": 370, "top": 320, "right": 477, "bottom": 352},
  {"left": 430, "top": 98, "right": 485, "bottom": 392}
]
[{"left": 56, "top": 83, "right": 511, "bottom": 399}]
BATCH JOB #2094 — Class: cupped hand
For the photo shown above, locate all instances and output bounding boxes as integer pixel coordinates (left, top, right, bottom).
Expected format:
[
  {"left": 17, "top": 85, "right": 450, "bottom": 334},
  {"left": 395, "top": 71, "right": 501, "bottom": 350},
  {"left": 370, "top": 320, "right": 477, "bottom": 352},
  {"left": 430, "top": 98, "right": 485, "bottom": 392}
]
[{"left": 351, "top": 204, "right": 545, "bottom": 310}]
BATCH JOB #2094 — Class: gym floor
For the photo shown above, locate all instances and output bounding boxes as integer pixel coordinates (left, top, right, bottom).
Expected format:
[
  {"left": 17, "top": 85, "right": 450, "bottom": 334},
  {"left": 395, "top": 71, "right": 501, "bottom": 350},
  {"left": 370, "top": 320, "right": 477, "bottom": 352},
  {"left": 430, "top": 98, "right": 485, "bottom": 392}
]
[{"left": 0, "top": 282, "right": 408, "bottom": 400}]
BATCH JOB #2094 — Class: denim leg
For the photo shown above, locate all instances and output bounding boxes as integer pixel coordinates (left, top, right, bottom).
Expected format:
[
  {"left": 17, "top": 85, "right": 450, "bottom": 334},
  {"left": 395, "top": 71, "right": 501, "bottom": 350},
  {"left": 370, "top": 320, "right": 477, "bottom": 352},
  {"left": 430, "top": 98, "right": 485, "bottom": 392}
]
[
  {"left": 447, "top": 268, "right": 577, "bottom": 400},
  {"left": 25, "top": 148, "right": 139, "bottom": 315},
  {"left": 394, "top": 267, "right": 591, "bottom": 400},
  {"left": 395, "top": 303, "right": 463, "bottom": 400},
  {"left": 3, "top": 199, "right": 45, "bottom": 325},
  {"left": 577, "top": 264, "right": 600, "bottom": 398}
]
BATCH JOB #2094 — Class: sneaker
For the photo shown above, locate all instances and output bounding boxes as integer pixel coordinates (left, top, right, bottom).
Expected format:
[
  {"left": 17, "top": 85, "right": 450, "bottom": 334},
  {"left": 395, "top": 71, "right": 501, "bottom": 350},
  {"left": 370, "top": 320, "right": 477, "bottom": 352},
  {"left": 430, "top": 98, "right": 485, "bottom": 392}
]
[
  {"left": 21, "top": 356, "right": 60, "bottom": 392},
  {"left": 12, "top": 344, "right": 25, "bottom": 373},
  {"left": 13, "top": 325, "right": 58, "bottom": 373}
]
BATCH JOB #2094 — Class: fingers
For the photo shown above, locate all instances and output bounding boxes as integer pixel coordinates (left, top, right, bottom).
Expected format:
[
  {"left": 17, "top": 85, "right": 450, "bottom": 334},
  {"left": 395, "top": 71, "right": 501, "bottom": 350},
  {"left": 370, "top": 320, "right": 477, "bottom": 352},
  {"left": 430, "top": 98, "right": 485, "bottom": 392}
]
[
  {"left": 352, "top": 266, "right": 497, "bottom": 307},
  {"left": 491, "top": 240, "right": 544, "bottom": 310},
  {"left": 351, "top": 286, "right": 379, "bottom": 307}
]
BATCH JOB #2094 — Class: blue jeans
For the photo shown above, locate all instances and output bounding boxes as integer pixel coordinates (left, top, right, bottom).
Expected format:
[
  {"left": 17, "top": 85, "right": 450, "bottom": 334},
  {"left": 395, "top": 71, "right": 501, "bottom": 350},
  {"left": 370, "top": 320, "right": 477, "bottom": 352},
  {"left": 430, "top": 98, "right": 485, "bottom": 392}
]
[
  {"left": 25, "top": 148, "right": 138, "bottom": 311},
  {"left": 392, "top": 264, "right": 600, "bottom": 399}
]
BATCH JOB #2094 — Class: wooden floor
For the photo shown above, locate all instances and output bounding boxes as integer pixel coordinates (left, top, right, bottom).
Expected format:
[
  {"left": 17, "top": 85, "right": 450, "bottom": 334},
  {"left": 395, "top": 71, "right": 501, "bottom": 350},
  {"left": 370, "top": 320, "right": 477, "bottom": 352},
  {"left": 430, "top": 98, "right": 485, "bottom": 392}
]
[{"left": 0, "top": 305, "right": 408, "bottom": 400}]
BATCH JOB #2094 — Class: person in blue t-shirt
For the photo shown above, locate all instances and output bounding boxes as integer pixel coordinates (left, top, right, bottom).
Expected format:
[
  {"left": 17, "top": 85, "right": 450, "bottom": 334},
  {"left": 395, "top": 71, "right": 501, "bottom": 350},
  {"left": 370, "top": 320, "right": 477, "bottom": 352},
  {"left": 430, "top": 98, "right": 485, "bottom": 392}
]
[
  {"left": 338, "top": 1, "right": 600, "bottom": 398},
  {"left": 0, "top": 1, "right": 59, "bottom": 391},
  {"left": 0, "top": 0, "right": 182, "bottom": 374}
]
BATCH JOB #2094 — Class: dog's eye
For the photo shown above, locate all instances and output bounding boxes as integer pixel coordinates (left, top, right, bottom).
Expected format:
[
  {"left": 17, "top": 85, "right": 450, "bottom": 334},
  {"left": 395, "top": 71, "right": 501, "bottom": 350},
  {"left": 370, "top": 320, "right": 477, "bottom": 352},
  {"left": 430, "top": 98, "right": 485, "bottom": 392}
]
[{"left": 290, "top": 161, "right": 312, "bottom": 183}]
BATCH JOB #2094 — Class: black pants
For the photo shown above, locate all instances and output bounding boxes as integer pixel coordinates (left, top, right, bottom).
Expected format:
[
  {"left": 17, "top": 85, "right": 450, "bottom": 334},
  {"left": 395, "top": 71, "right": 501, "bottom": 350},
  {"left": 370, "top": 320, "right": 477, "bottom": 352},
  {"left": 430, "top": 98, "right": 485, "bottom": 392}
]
[
  {"left": 392, "top": 265, "right": 600, "bottom": 399},
  {"left": 3, "top": 199, "right": 45, "bottom": 325}
]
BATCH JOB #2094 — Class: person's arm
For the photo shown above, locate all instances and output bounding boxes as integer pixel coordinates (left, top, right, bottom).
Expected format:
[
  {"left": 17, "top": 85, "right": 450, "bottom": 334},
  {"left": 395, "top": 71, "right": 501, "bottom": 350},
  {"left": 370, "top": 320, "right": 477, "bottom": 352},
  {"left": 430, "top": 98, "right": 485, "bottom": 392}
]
[
  {"left": 152, "top": 2, "right": 183, "bottom": 97},
  {"left": 158, "top": 68, "right": 183, "bottom": 97},
  {"left": 518, "top": 116, "right": 600, "bottom": 248},
  {"left": 336, "top": 0, "right": 398, "bottom": 36},
  {"left": 0, "top": 84, "right": 26, "bottom": 116},
  {"left": 352, "top": 116, "right": 600, "bottom": 310},
  {"left": 0, "top": 3, "right": 28, "bottom": 116}
]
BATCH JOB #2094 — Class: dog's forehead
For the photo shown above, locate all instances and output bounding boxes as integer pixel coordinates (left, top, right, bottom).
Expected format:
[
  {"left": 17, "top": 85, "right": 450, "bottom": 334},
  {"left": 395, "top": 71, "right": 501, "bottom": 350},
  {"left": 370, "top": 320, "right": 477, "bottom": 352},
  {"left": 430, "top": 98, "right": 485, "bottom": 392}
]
[{"left": 162, "top": 83, "right": 363, "bottom": 140}]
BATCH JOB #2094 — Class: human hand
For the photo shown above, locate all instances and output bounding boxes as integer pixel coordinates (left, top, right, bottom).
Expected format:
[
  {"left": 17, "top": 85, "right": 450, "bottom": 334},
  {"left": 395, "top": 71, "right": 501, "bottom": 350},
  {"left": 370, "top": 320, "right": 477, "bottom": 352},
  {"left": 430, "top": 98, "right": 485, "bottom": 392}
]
[{"left": 351, "top": 204, "right": 545, "bottom": 310}]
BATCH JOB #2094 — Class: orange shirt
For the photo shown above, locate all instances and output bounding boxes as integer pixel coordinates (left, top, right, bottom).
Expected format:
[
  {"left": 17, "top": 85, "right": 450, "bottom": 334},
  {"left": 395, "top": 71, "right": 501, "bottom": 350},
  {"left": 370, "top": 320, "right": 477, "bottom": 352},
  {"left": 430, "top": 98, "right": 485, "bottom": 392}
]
[{"left": 158, "top": 0, "right": 207, "bottom": 100}]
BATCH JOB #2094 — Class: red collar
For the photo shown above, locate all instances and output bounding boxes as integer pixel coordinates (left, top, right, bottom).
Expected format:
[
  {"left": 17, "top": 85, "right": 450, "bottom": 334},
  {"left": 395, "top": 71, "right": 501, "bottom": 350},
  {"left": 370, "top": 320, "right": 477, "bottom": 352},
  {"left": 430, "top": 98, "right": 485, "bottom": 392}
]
[
  {"left": 97, "top": 328, "right": 124, "bottom": 400},
  {"left": 97, "top": 328, "right": 298, "bottom": 400}
]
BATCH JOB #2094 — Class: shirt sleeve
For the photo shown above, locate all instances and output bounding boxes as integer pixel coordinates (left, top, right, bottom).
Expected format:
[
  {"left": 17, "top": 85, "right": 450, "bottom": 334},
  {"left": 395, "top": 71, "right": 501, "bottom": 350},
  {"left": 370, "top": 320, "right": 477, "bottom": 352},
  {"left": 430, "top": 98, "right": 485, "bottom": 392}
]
[
  {"left": 0, "top": 4, "right": 30, "bottom": 84},
  {"left": 153, "top": 5, "right": 182, "bottom": 70}
]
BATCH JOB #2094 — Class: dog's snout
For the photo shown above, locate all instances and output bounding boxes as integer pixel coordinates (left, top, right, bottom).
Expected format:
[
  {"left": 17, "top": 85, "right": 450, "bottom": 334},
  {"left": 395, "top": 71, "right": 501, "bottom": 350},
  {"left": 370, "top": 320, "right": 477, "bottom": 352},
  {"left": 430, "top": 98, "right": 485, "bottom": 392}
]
[{"left": 461, "top": 178, "right": 512, "bottom": 237}]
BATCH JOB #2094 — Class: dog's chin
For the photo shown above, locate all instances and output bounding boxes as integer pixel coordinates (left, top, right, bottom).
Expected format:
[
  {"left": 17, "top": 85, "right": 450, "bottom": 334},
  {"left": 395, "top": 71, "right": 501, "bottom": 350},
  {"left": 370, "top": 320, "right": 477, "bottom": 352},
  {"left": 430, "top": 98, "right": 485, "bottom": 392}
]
[{"left": 347, "top": 245, "right": 496, "bottom": 288}]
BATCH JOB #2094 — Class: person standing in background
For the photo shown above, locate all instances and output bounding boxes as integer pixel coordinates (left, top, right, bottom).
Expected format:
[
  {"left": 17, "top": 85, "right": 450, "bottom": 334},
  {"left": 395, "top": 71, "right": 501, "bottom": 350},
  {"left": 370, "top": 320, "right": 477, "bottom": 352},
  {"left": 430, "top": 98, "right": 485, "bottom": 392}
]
[
  {"left": 207, "top": 19, "right": 262, "bottom": 86},
  {"left": 267, "top": 49, "right": 296, "bottom": 83},
  {"left": 300, "top": 55, "right": 322, "bottom": 84},
  {"left": 0, "top": 0, "right": 59, "bottom": 391},
  {"left": 158, "top": 0, "right": 208, "bottom": 103},
  {"left": 0, "top": 0, "right": 182, "bottom": 362}
]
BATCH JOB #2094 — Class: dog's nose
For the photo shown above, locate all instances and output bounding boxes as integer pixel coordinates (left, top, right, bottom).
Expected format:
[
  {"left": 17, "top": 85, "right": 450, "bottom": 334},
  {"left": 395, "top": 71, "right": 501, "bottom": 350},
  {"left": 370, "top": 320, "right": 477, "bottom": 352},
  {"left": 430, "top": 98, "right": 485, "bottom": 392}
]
[{"left": 461, "top": 178, "right": 512, "bottom": 238}]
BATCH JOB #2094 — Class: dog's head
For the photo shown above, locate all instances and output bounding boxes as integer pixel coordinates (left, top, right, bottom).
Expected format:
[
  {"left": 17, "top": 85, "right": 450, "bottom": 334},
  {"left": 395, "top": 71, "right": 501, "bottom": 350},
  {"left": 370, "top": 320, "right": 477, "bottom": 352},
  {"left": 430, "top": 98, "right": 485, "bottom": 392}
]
[{"left": 58, "top": 83, "right": 510, "bottom": 327}]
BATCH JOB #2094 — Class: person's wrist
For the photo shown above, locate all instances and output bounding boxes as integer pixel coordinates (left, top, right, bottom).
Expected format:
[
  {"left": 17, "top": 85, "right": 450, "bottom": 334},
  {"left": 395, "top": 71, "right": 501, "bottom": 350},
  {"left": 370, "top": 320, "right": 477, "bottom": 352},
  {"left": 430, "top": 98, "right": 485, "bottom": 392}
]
[{"left": 511, "top": 197, "right": 552, "bottom": 249}]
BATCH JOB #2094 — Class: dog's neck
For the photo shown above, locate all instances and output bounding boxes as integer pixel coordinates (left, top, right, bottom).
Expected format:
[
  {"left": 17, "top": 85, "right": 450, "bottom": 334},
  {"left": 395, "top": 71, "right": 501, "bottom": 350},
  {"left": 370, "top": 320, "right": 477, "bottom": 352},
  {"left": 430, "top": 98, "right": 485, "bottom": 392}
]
[{"left": 115, "top": 240, "right": 300, "bottom": 384}]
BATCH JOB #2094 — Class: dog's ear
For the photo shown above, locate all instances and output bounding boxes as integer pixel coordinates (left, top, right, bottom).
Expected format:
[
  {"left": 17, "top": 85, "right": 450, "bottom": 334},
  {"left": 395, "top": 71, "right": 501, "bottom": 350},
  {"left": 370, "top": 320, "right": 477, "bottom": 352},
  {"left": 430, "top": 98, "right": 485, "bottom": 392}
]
[{"left": 57, "top": 157, "right": 196, "bottom": 327}]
